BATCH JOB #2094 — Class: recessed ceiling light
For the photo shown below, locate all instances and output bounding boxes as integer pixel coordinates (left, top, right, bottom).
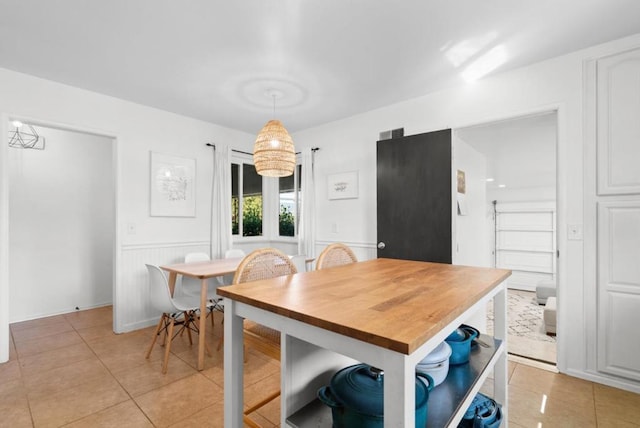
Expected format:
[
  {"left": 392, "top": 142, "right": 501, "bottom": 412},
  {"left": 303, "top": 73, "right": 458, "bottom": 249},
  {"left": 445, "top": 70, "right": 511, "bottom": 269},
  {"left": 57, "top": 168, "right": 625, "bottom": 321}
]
[
  {"left": 11, "top": 120, "right": 23, "bottom": 128},
  {"left": 486, "top": 178, "right": 495, "bottom": 182},
  {"left": 498, "top": 184, "right": 506, "bottom": 188}
]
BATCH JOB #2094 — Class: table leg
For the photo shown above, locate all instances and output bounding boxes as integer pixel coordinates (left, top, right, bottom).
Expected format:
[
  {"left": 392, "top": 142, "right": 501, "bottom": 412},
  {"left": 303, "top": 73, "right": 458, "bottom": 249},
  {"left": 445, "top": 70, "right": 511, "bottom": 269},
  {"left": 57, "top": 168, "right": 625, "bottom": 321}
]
[
  {"left": 383, "top": 355, "right": 414, "bottom": 427},
  {"left": 224, "top": 299, "right": 244, "bottom": 428},
  {"left": 198, "top": 278, "right": 207, "bottom": 371},
  {"left": 167, "top": 272, "right": 178, "bottom": 296}
]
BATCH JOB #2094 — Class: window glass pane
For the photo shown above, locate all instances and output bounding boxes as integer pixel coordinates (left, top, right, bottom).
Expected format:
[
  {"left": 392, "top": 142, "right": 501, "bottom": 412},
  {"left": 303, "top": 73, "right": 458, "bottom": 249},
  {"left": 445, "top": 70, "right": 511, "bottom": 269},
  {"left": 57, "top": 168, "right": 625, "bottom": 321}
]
[
  {"left": 242, "top": 163, "right": 262, "bottom": 236},
  {"left": 279, "top": 172, "right": 295, "bottom": 237},
  {"left": 231, "top": 163, "right": 239, "bottom": 235}
]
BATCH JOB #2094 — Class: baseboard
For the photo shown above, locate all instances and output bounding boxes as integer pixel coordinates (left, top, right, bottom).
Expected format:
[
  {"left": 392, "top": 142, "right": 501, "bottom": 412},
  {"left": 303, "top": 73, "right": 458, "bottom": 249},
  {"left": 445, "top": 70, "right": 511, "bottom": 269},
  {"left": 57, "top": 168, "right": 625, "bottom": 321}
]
[
  {"left": 508, "top": 354, "right": 559, "bottom": 373},
  {"left": 118, "top": 317, "right": 157, "bottom": 334},
  {"left": 564, "top": 368, "right": 640, "bottom": 394}
]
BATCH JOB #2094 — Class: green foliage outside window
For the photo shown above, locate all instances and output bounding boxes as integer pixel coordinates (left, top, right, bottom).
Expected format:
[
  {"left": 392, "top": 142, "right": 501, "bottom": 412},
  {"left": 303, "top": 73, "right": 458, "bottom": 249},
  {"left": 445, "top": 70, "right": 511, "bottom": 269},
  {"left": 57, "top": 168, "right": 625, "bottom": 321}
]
[
  {"left": 242, "top": 195, "right": 263, "bottom": 236},
  {"left": 279, "top": 205, "right": 295, "bottom": 236},
  {"left": 232, "top": 197, "right": 239, "bottom": 235}
]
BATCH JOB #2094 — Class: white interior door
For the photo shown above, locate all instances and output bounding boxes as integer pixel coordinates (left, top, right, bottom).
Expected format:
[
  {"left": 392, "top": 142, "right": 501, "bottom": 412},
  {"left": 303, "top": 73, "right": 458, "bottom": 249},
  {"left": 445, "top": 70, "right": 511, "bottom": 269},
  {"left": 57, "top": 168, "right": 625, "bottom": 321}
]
[{"left": 594, "top": 47, "right": 640, "bottom": 381}]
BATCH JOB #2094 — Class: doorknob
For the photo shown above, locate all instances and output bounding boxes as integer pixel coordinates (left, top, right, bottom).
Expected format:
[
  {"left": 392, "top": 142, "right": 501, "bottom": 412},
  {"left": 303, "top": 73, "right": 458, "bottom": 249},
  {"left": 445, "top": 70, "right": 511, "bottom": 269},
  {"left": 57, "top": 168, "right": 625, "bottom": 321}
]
[{"left": 377, "top": 242, "right": 386, "bottom": 250}]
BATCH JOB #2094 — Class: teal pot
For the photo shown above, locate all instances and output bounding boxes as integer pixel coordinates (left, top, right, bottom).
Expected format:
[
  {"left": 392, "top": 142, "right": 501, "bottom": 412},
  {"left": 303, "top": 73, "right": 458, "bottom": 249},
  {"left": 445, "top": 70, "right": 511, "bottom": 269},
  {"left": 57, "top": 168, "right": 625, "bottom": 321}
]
[
  {"left": 445, "top": 324, "right": 479, "bottom": 365},
  {"left": 317, "top": 364, "right": 434, "bottom": 428}
]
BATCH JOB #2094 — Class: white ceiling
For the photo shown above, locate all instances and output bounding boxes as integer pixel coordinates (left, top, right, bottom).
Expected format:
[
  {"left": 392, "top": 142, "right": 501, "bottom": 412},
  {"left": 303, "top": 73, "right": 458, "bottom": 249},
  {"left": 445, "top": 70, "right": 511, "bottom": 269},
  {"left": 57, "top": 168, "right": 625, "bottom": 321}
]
[{"left": 1, "top": 1, "right": 639, "bottom": 134}]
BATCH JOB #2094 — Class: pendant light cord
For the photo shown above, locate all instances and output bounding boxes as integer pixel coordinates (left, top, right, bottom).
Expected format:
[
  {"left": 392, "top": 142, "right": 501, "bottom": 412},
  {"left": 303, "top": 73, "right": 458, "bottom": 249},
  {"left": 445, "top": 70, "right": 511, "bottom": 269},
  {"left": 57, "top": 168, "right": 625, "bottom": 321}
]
[{"left": 272, "top": 94, "right": 276, "bottom": 119}]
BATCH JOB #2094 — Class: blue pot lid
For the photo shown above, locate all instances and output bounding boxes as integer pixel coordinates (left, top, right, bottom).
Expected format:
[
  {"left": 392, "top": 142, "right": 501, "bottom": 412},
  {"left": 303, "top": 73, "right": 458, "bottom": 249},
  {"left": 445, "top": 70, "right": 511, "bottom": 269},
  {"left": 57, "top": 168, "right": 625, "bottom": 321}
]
[
  {"left": 446, "top": 328, "right": 466, "bottom": 342},
  {"left": 446, "top": 324, "right": 479, "bottom": 342},
  {"left": 329, "top": 364, "right": 430, "bottom": 417}
]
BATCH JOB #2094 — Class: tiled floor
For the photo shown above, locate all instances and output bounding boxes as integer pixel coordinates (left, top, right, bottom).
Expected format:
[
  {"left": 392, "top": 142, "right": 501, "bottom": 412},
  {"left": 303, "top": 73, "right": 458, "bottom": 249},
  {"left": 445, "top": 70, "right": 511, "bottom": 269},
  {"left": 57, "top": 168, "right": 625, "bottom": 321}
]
[{"left": 1, "top": 306, "right": 639, "bottom": 427}]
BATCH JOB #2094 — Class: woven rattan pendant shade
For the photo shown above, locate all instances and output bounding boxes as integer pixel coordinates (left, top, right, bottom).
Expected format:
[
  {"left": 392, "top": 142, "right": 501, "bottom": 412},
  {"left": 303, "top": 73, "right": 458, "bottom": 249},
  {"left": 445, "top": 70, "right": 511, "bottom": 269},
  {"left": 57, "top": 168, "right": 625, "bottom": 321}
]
[{"left": 253, "top": 119, "right": 296, "bottom": 177}]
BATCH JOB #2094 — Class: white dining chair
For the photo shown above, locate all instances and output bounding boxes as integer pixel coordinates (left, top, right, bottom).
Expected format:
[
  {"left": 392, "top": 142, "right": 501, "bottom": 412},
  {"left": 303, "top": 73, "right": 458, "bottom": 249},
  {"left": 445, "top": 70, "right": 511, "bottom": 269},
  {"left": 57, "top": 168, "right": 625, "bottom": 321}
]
[
  {"left": 178, "top": 252, "right": 223, "bottom": 326},
  {"left": 145, "top": 264, "right": 209, "bottom": 374},
  {"left": 289, "top": 254, "right": 307, "bottom": 273},
  {"left": 220, "top": 248, "right": 246, "bottom": 285}
]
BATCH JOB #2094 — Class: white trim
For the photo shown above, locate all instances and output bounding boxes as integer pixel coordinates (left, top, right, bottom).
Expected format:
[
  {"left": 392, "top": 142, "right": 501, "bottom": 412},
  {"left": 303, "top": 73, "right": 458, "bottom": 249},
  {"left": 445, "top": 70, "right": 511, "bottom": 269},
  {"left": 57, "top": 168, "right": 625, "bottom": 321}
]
[
  {"left": 121, "top": 317, "right": 159, "bottom": 333},
  {"left": 121, "top": 240, "right": 210, "bottom": 251},
  {"left": 10, "top": 303, "right": 113, "bottom": 325},
  {"left": 0, "top": 113, "right": 9, "bottom": 363},
  {"left": 565, "top": 368, "right": 640, "bottom": 395},
  {"left": 315, "top": 239, "right": 377, "bottom": 250}
]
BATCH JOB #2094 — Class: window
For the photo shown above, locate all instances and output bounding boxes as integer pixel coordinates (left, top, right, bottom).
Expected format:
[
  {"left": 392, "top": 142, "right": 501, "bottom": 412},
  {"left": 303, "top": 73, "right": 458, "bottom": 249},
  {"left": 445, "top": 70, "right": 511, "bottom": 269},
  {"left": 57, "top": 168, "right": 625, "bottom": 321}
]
[
  {"left": 231, "top": 162, "right": 263, "bottom": 237},
  {"left": 279, "top": 165, "right": 302, "bottom": 237},
  {"left": 231, "top": 157, "right": 301, "bottom": 239}
]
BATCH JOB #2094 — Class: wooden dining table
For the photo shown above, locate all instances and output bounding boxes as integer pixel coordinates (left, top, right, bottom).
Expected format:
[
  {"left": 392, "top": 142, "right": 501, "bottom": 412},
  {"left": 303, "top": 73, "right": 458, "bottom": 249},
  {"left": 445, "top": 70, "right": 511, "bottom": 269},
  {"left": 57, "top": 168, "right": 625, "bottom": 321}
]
[
  {"left": 160, "top": 255, "right": 314, "bottom": 371},
  {"left": 160, "top": 257, "right": 243, "bottom": 370}
]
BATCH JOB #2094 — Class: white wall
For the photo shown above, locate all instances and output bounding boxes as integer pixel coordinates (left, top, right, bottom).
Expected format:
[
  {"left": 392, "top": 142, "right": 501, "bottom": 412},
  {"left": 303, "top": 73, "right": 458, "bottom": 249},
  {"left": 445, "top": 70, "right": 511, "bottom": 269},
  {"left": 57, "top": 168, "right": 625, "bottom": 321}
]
[
  {"left": 452, "top": 134, "right": 489, "bottom": 331},
  {"left": 456, "top": 113, "right": 557, "bottom": 204},
  {"left": 0, "top": 67, "right": 256, "bottom": 349},
  {"left": 452, "top": 135, "right": 489, "bottom": 268},
  {"left": 291, "top": 33, "right": 640, "bottom": 392},
  {"left": 8, "top": 126, "right": 114, "bottom": 322}
]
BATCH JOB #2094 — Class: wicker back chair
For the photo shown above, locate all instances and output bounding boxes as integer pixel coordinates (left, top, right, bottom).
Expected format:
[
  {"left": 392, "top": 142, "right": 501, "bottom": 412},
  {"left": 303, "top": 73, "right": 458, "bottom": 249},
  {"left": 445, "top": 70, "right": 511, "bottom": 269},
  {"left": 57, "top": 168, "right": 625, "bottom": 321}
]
[
  {"left": 233, "top": 248, "right": 297, "bottom": 428},
  {"left": 315, "top": 243, "right": 358, "bottom": 270}
]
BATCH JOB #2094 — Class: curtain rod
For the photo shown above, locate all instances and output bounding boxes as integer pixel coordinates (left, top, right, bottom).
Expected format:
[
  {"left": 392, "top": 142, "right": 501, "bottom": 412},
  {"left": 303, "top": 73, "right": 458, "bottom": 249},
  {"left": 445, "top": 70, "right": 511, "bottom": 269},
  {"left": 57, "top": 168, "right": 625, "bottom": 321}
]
[{"left": 206, "top": 143, "right": 319, "bottom": 156}]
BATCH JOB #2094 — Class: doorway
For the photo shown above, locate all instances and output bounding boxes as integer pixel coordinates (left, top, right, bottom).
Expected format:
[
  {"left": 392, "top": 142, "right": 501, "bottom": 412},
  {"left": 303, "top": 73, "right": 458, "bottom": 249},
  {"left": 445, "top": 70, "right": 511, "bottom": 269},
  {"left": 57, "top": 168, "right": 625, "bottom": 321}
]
[
  {"left": 7, "top": 121, "right": 116, "bottom": 323},
  {"left": 455, "top": 111, "right": 558, "bottom": 364}
]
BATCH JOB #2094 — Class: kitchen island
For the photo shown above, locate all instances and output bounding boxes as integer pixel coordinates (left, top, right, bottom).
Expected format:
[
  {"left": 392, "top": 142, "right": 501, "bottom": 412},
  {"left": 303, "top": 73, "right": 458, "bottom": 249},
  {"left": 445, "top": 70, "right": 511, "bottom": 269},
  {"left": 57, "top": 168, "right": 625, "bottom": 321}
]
[{"left": 217, "top": 258, "right": 511, "bottom": 428}]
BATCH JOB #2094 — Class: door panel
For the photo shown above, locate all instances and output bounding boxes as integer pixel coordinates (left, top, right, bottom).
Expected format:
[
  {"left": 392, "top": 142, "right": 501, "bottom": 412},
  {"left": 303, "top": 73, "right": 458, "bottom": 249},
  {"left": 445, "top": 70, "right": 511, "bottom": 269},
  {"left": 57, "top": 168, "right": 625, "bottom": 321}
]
[
  {"left": 597, "top": 201, "right": 640, "bottom": 381},
  {"left": 376, "top": 129, "right": 452, "bottom": 262}
]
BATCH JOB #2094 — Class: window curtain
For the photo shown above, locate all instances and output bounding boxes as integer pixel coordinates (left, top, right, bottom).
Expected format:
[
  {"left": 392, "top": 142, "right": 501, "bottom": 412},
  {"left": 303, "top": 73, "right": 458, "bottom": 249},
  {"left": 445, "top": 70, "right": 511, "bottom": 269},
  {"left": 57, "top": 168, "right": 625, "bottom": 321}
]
[
  {"left": 298, "top": 148, "right": 316, "bottom": 258},
  {"left": 210, "top": 144, "right": 232, "bottom": 259}
]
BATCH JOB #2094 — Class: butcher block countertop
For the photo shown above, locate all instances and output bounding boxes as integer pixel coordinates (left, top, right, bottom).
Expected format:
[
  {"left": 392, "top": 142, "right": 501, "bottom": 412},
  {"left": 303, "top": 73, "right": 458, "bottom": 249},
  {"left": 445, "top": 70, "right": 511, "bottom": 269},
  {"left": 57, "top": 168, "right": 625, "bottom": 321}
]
[{"left": 217, "top": 258, "right": 511, "bottom": 355}]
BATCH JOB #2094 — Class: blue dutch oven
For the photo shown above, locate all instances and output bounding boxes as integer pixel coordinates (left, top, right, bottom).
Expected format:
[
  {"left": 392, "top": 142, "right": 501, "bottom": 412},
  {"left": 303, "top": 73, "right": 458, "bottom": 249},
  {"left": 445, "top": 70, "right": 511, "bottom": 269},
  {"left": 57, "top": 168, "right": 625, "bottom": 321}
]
[
  {"left": 445, "top": 324, "right": 479, "bottom": 365},
  {"left": 317, "top": 363, "right": 434, "bottom": 428}
]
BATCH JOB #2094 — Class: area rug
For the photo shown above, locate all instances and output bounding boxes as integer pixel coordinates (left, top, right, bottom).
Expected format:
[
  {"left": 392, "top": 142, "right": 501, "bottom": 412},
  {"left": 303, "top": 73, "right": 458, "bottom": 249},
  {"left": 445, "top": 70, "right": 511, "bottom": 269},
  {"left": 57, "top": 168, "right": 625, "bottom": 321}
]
[{"left": 486, "top": 289, "right": 556, "bottom": 363}]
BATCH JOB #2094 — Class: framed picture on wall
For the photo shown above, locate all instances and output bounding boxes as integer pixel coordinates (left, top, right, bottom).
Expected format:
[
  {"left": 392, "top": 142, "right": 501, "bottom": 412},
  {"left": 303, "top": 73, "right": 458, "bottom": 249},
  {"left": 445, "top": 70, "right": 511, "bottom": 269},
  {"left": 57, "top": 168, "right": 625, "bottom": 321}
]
[
  {"left": 150, "top": 152, "right": 196, "bottom": 217},
  {"left": 328, "top": 171, "right": 359, "bottom": 200}
]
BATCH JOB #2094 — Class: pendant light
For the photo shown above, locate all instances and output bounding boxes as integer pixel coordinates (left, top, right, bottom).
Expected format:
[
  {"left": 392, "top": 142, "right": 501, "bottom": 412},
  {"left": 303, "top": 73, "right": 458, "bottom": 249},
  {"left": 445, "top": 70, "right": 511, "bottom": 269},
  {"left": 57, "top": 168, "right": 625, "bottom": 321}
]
[{"left": 253, "top": 90, "right": 295, "bottom": 177}]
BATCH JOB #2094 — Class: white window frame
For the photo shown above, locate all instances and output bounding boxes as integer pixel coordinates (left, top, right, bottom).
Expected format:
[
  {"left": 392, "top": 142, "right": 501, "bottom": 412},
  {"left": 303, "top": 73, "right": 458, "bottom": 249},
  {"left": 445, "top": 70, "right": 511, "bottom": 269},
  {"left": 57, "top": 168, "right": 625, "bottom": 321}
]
[
  {"left": 231, "top": 152, "right": 301, "bottom": 244},
  {"left": 278, "top": 163, "right": 302, "bottom": 240}
]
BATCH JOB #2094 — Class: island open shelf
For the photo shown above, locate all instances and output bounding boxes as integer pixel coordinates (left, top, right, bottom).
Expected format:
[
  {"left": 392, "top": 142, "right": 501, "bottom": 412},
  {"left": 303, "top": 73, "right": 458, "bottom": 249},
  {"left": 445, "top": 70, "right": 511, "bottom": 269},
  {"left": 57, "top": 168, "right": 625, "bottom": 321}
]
[{"left": 286, "top": 335, "right": 503, "bottom": 428}]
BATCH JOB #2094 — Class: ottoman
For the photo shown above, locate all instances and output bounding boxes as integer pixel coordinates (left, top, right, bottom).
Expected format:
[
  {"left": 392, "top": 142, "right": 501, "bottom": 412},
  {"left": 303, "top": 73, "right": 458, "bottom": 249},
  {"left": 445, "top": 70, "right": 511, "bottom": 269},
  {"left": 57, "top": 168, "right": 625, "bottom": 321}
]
[
  {"left": 543, "top": 297, "right": 557, "bottom": 336},
  {"left": 536, "top": 280, "right": 557, "bottom": 305}
]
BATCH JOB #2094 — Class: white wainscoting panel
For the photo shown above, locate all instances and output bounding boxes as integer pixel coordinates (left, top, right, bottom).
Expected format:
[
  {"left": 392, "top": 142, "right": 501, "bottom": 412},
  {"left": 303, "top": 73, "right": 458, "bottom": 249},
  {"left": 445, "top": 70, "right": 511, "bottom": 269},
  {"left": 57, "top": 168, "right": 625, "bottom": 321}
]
[
  {"left": 597, "top": 201, "right": 640, "bottom": 380},
  {"left": 117, "top": 241, "right": 209, "bottom": 332}
]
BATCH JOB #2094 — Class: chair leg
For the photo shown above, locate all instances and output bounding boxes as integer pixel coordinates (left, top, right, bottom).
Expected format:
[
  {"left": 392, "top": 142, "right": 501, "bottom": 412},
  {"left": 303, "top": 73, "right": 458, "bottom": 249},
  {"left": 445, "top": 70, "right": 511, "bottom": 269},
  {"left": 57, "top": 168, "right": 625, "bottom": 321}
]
[
  {"left": 146, "top": 314, "right": 166, "bottom": 359},
  {"left": 243, "top": 415, "right": 262, "bottom": 428},
  {"left": 162, "top": 316, "right": 175, "bottom": 374},
  {"left": 184, "top": 312, "right": 193, "bottom": 345},
  {"left": 243, "top": 389, "right": 280, "bottom": 428}
]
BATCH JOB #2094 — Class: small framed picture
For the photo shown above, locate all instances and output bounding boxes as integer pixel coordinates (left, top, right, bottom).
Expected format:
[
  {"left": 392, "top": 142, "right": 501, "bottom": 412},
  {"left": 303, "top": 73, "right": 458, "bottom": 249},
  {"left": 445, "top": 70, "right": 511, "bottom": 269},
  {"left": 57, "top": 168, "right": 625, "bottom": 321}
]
[
  {"left": 328, "top": 171, "right": 359, "bottom": 200},
  {"left": 457, "top": 169, "right": 466, "bottom": 194},
  {"left": 150, "top": 152, "right": 196, "bottom": 217}
]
